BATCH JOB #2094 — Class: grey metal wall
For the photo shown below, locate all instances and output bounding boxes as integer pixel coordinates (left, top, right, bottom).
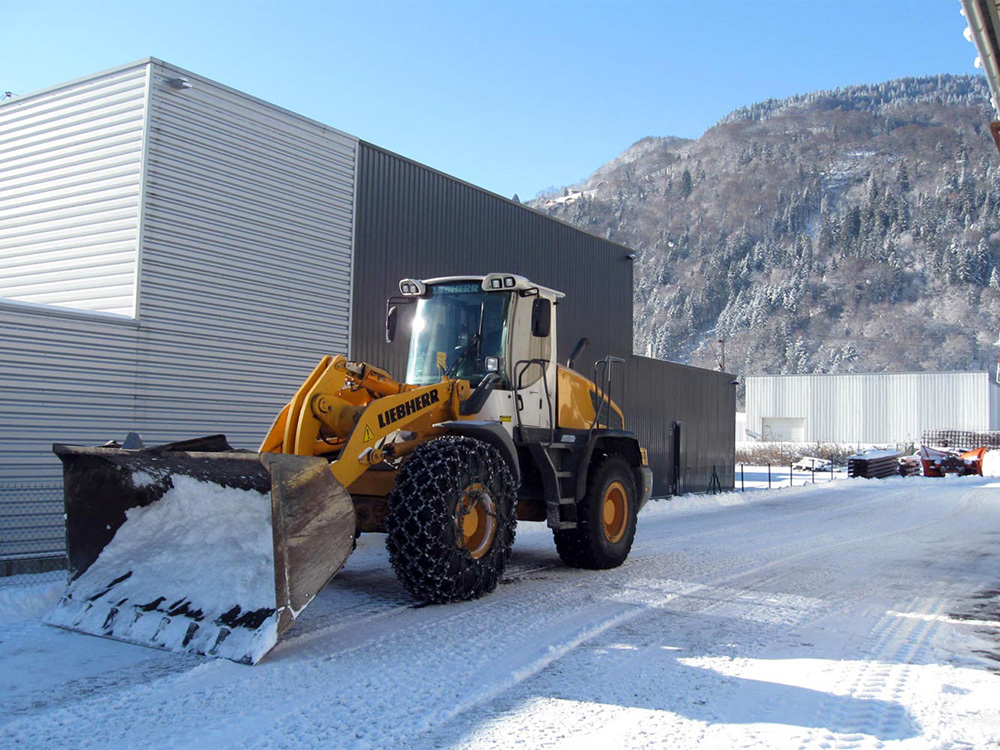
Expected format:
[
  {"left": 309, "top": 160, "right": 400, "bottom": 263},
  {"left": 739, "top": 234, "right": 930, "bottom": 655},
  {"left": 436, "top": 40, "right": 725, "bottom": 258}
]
[
  {"left": 351, "top": 143, "right": 634, "bottom": 374},
  {"left": 351, "top": 143, "right": 734, "bottom": 495},
  {"left": 624, "top": 356, "right": 736, "bottom": 495}
]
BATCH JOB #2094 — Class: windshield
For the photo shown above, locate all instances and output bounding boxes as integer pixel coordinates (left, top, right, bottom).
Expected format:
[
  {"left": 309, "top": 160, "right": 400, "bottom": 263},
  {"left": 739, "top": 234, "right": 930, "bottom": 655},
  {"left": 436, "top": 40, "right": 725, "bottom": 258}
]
[{"left": 405, "top": 283, "right": 511, "bottom": 386}]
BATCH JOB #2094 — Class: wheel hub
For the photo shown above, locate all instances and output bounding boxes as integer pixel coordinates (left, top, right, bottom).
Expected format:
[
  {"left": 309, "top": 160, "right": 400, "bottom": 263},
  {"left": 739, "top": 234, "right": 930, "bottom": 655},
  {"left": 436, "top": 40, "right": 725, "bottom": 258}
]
[
  {"left": 456, "top": 482, "right": 497, "bottom": 559},
  {"left": 602, "top": 481, "right": 628, "bottom": 544}
]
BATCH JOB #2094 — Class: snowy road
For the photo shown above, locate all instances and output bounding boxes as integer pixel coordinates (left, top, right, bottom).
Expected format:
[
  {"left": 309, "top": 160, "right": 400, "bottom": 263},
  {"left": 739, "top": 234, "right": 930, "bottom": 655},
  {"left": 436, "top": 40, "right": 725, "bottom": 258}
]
[{"left": 2, "top": 477, "right": 999, "bottom": 749}]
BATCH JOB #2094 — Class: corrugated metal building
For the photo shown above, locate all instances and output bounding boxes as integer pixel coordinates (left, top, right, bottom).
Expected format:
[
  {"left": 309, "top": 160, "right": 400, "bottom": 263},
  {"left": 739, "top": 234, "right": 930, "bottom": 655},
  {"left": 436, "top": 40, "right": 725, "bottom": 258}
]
[
  {"left": 1, "top": 60, "right": 357, "bottom": 483},
  {"left": 746, "top": 371, "right": 1000, "bottom": 444},
  {"left": 1, "top": 59, "right": 734, "bottom": 563}
]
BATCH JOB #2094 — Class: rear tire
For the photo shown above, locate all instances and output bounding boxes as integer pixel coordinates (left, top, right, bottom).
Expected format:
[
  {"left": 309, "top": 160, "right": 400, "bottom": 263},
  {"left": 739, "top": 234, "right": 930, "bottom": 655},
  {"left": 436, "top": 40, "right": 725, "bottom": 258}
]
[
  {"left": 385, "top": 436, "right": 517, "bottom": 603},
  {"left": 554, "top": 454, "right": 637, "bottom": 569}
]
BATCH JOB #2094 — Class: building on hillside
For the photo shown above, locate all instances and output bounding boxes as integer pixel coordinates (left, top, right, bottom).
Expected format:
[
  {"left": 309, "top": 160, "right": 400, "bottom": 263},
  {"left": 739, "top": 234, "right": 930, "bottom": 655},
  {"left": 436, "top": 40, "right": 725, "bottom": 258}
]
[
  {"left": 0, "top": 59, "right": 735, "bottom": 569},
  {"left": 745, "top": 371, "right": 1000, "bottom": 444}
]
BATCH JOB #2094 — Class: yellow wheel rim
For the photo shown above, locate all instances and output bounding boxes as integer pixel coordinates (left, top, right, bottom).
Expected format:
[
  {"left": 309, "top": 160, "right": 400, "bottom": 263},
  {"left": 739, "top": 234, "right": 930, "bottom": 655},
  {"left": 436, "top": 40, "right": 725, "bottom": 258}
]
[
  {"left": 456, "top": 482, "right": 497, "bottom": 559},
  {"left": 602, "top": 481, "right": 628, "bottom": 544}
]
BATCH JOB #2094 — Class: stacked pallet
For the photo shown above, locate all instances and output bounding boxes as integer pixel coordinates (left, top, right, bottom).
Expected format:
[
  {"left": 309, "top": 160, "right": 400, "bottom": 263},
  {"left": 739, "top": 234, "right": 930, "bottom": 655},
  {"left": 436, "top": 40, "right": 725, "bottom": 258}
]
[
  {"left": 898, "top": 455, "right": 922, "bottom": 477},
  {"left": 847, "top": 449, "right": 901, "bottom": 479}
]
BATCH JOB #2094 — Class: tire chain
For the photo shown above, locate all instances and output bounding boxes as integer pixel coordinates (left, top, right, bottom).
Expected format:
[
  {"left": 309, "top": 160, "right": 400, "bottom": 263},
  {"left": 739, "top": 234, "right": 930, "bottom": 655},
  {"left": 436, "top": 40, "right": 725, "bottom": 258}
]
[{"left": 386, "top": 436, "right": 517, "bottom": 603}]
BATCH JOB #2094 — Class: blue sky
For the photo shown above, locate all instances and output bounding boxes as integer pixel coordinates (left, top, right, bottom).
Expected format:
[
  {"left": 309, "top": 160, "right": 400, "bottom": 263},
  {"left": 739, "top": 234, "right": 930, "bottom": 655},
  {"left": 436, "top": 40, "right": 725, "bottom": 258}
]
[{"left": 2, "top": 1, "right": 983, "bottom": 199}]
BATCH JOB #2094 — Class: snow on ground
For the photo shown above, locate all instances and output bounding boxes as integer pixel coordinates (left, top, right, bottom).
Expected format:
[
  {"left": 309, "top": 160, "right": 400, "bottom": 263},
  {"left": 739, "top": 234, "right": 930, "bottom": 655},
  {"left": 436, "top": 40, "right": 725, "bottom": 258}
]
[
  {"left": 2, "top": 476, "right": 999, "bottom": 749},
  {"left": 0, "top": 581, "right": 61, "bottom": 625}
]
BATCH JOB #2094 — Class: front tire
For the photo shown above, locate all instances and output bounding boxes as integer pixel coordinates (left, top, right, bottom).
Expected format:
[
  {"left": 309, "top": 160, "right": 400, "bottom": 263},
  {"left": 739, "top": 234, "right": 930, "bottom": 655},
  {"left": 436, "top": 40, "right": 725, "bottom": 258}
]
[
  {"left": 554, "top": 454, "right": 637, "bottom": 569},
  {"left": 385, "top": 436, "right": 517, "bottom": 603}
]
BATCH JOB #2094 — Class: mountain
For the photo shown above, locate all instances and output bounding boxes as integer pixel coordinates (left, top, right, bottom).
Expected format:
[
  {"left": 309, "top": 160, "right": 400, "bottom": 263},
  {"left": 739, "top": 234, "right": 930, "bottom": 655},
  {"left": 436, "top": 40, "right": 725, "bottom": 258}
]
[{"left": 529, "top": 75, "right": 1000, "bottom": 385}]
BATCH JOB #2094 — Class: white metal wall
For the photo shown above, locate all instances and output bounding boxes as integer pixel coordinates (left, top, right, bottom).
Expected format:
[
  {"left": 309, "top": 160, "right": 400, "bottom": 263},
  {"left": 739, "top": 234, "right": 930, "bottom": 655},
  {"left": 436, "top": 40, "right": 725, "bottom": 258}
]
[
  {"left": 0, "top": 65, "right": 149, "bottom": 484},
  {"left": 0, "top": 59, "right": 358, "bottom": 485},
  {"left": 135, "top": 61, "right": 357, "bottom": 449},
  {"left": 0, "top": 64, "right": 147, "bottom": 316},
  {"left": 746, "top": 371, "right": 993, "bottom": 444}
]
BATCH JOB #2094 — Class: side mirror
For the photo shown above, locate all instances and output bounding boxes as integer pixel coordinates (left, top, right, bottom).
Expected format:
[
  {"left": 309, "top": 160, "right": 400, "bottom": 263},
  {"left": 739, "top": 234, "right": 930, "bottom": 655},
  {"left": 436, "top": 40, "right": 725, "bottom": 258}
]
[
  {"left": 531, "top": 298, "right": 551, "bottom": 337},
  {"left": 385, "top": 305, "right": 398, "bottom": 344}
]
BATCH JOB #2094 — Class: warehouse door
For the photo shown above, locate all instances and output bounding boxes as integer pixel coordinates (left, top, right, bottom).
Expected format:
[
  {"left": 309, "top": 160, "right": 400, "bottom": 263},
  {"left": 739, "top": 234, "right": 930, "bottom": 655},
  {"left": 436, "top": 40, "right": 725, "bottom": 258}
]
[{"left": 762, "top": 417, "right": 805, "bottom": 442}]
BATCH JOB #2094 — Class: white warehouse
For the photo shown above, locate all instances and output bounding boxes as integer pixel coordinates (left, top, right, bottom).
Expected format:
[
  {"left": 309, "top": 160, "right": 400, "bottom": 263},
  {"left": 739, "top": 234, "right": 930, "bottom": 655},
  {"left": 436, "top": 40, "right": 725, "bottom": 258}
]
[{"left": 745, "top": 371, "right": 1000, "bottom": 444}]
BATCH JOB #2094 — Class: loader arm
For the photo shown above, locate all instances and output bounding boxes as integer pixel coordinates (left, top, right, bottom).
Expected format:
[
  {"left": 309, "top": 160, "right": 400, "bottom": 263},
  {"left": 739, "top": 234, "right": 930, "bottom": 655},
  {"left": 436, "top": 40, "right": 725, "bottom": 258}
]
[{"left": 260, "top": 355, "right": 473, "bottom": 489}]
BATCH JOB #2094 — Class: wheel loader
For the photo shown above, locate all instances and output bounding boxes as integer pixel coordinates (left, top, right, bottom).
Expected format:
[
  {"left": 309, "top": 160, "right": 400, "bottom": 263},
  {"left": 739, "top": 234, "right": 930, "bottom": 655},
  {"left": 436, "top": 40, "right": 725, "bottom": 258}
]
[{"left": 47, "top": 273, "right": 652, "bottom": 664}]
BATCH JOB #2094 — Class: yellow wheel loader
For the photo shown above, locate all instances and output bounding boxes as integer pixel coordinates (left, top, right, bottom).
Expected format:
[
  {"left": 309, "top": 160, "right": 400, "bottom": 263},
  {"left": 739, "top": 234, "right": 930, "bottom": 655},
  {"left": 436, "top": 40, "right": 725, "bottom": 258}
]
[{"left": 47, "top": 273, "right": 652, "bottom": 663}]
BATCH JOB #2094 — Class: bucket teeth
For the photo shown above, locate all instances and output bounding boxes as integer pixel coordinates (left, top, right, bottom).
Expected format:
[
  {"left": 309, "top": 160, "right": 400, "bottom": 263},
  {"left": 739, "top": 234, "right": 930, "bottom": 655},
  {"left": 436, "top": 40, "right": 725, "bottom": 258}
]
[
  {"left": 182, "top": 622, "right": 200, "bottom": 647},
  {"left": 209, "top": 628, "right": 231, "bottom": 656},
  {"left": 102, "top": 607, "right": 120, "bottom": 631}
]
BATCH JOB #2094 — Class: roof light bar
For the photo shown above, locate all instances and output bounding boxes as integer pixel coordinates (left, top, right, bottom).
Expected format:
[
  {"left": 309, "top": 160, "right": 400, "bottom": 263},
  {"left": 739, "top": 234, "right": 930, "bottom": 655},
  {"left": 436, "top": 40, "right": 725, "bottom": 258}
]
[
  {"left": 482, "top": 273, "right": 530, "bottom": 292},
  {"left": 398, "top": 278, "right": 427, "bottom": 297}
]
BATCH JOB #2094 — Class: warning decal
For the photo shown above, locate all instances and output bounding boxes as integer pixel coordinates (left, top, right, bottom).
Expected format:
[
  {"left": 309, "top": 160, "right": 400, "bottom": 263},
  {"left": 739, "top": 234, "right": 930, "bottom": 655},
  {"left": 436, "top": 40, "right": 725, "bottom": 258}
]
[{"left": 363, "top": 425, "right": 375, "bottom": 442}]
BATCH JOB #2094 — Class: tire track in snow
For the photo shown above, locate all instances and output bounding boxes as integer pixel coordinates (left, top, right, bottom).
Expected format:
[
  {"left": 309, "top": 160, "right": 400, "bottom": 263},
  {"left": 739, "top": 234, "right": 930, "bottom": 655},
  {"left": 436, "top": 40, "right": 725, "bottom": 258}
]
[
  {"left": 431, "top": 483, "right": 996, "bottom": 749},
  {"left": 0, "top": 568, "right": 704, "bottom": 750},
  {"left": 4, "top": 480, "right": 997, "bottom": 750}
]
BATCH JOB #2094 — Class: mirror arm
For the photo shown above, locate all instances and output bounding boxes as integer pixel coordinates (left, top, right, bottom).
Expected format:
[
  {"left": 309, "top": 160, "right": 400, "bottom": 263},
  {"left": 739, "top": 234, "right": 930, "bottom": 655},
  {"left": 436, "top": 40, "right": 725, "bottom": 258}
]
[{"left": 460, "top": 372, "right": 502, "bottom": 416}]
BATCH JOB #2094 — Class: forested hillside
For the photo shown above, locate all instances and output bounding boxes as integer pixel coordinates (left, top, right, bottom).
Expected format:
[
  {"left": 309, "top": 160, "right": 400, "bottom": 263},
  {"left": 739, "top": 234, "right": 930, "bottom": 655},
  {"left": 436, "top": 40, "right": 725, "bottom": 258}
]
[{"left": 531, "top": 75, "right": 1000, "bottom": 380}]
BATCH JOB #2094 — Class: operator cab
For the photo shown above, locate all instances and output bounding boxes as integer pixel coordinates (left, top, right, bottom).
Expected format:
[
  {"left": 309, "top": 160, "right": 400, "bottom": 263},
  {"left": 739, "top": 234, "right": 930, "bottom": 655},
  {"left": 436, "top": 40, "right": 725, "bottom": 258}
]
[{"left": 393, "top": 274, "right": 562, "bottom": 392}]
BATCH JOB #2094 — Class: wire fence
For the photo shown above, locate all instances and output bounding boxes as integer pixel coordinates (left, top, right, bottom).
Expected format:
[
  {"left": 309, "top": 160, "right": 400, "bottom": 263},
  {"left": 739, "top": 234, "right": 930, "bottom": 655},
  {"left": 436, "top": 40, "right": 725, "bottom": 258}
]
[
  {"left": 921, "top": 430, "right": 1000, "bottom": 451},
  {"left": 729, "top": 462, "right": 840, "bottom": 493},
  {"left": 0, "top": 482, "right": 67, "bottom": 587}
]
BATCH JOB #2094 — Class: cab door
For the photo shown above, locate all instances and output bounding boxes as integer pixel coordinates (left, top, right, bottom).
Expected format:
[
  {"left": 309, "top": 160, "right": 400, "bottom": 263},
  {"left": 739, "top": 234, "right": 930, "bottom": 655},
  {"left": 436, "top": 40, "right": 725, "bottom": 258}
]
[{"left": 508, "top": 295, "right": 556, "bottom": 434}]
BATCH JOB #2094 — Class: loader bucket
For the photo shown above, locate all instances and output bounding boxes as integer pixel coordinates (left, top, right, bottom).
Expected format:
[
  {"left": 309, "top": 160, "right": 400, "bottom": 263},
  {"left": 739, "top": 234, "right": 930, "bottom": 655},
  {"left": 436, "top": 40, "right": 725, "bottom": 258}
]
[{"left": 45, "top": 437, "right": 355, "bottom": 664}]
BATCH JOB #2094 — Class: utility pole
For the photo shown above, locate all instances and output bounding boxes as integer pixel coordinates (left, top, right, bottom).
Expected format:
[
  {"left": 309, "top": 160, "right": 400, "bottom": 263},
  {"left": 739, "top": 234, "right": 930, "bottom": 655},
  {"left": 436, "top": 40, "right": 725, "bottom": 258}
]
[{"left": 717, "top": 337, "right": 726, "bottom": 372}]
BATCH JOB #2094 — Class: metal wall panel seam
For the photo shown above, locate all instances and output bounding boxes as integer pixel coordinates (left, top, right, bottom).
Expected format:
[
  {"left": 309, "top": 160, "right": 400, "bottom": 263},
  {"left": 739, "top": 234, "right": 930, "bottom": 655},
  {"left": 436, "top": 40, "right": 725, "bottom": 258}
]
[
  {"left": 153, "top": 58, "right": 358, "bottom": 143},
  {"left": 147, "top": 85, "right": 358, "bottom": 162},
  {"left": 128, "top": 62, "right": 155, "bottom": 426},
  {"left": 0, "top": 59, "right": 153, "bottom": 113},
  {"left": 150, "top": 101, "right": 357, "bottom": 176},
  {"left": 0, "top": 106, "right": 146, "bottom": 157},
  {"left": 144, "top": 128, "right": 355, "bottom": 197},
  {"left": 3, "top": 184, "right": 142, "bottom": 219},
  {"left": 138, "top": 227, "right": 353, "bottom": 269},
  {"left": 0, "top": 74, "right": 144, "bottom": 316},
  {"left": 346, "top": 139, "right": 359, "bottom": 360},
  {"left": 0, "top": 76, "right": 147, "bottom": 131},
  {"left": 133, "top": 61, "right": 354, "bottom": 454},
  {"left": 141, "top": 149, "right": 354, "bottom": 213},
  {"left": 140, "top": 194, "right": 353, "bottom": 246},
  {"left": 3, "top": 133, "right": 142, "bottom": 172},
  {"left": 2, "top": 149, "right": 144, "bottom": 191},
  {"left": 2, "top": 201, "right": 139, "bottom": 233},
  {"left": 2, "top": 170, "right": 140, "bottom": 204},
  {"left": 132, "top": 61, "right": 154, "bottom": 325}
]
